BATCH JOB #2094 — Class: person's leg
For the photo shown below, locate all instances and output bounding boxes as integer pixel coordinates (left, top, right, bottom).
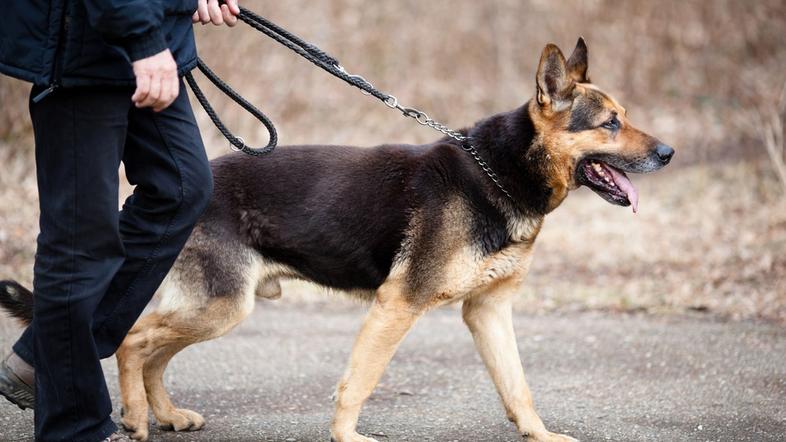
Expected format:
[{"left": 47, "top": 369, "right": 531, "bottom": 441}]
[
  {"left": 91, "top": 80, "right": 213, "bottom": 357},
  {"left": 9, "top": 81, "right": 210, "bottom": 438},
  {"left": 12, "top": 86, "right": 131, "bottom": 441}
]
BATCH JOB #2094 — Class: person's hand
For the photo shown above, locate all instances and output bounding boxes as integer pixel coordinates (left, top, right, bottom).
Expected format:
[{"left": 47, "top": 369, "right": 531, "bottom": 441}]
[
  {"left": 131, "top": 49, "right": 179, "bottom": 112},
  {"left": 193, "top": 0, "right": 240, "bottom": 27}
]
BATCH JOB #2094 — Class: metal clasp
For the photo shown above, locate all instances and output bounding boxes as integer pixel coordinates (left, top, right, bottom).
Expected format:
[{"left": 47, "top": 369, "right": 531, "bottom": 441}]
[
  {"left": 231, "top": 136, "right": 246, "bottom": 152},
  {"left": 384, "top": 95, "right": 399, "bottom": 109},
  {"left": 335, "top": 64, "right": 373, "bottom": 95}
]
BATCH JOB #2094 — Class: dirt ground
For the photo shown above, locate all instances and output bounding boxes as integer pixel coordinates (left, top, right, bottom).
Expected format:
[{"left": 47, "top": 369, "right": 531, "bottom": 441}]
[{"left": 0, "top": 302, "right": 784, "bottom": 442}]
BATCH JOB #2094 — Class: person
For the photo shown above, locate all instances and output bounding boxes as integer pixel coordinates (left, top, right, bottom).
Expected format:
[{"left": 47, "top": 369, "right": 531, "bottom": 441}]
[{"left": 0, "top": 0, "right": 241, "bottom": 440}]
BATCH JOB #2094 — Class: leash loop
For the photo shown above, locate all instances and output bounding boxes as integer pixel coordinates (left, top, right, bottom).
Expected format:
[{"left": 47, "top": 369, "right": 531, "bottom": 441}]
[{"left": 185, "top": 58, "right": 277, "bottom": 156}]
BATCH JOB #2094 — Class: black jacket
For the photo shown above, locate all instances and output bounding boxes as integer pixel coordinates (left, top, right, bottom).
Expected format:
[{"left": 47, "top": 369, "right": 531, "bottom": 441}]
[{"left": 0, "top": 0, "right": 199, "bottom": 88}]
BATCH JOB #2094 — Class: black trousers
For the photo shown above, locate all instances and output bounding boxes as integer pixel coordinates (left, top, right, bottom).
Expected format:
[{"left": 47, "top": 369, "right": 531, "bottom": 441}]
[{"left": 12, "top": 83, "right": 213, "bottom": 441}]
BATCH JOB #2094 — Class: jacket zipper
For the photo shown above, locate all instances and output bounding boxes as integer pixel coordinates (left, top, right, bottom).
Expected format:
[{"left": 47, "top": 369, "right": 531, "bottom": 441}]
[
  {"left": 32, "top": 84, "right": 58, "bottom": 103},
  {"left": 33, "top": 7, "right": 70, "bottom": 103}
]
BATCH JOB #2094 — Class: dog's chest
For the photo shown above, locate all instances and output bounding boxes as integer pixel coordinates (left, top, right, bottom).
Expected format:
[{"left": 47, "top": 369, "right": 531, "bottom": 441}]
[{"left": 426, "top": 241, "right": 536, "bottom": 307}]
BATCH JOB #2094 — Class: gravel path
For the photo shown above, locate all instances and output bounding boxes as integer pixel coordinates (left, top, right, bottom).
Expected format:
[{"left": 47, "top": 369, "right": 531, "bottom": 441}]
[{"left": 0, "top": 302, "right": 784, "bottom": 441}]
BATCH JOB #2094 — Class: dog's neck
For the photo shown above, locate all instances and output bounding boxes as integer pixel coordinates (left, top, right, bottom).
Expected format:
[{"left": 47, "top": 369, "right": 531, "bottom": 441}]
[{"left": 466, "top": 102, "right": 553, "bottom": 241}]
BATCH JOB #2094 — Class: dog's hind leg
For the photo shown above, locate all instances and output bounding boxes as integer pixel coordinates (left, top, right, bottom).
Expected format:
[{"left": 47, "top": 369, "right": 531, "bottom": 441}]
[
  {"left": 117, "top": 239, "right": 259, "bottom": 441},
  {"left": 143, "top": 340, "right": 194, "bottom": 431},
  {"left": 117, "top": 313, "right": 166, "bottom": 441},
  {"left": 145, "top": 280, "right": 256, "bottom": 435},
  {"left": 142, "top": 295, "right": 252, "bottom": 432},
  {"left": 118, "top": 310, "right": 212, "bottom": 440},
  {"left": 461, "top": 280, "right": 576, "bottom": 442},
  {"left": 331, "top": 279, "right": 424, "bottom": 442},
  {"left": 119, "top": 295, "right": 254, "bottom": 440},
  {"left": 119, "top": 311, "right": 209, "bottom": 440}
]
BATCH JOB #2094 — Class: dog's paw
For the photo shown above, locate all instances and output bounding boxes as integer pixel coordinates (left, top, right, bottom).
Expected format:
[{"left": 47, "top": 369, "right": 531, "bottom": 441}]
[
  {"left": 156, "top": 408, "right": 205, "bottom": 432},
  {"left": 330, "top": 432, "right": 379, "bottom": 442},
  {"left": 120, "top": 412, "right": 149, "bottom": 441}
]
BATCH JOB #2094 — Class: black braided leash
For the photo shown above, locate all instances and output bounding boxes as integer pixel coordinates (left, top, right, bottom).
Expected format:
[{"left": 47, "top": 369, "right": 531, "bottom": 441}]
[
  {"left": 185, "top": 59, "right": 276, "bottom": 156},
  {"left": 187, "top": 4, "right": 515, "bottom": 201}
]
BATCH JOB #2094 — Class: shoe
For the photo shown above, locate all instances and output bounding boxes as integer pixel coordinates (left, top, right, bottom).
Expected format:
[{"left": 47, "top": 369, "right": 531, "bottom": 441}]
[{"left": 0, "top": 352, "right": 35, "bottom": 410}]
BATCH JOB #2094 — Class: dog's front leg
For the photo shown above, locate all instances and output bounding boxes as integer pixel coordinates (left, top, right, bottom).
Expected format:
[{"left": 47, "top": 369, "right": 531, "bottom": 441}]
[
  {"left": 462, "top": 283, "right": 577, "bottom": 442},
  {"left": 331, "top": 282, "right": 423, "bottom": 442}
]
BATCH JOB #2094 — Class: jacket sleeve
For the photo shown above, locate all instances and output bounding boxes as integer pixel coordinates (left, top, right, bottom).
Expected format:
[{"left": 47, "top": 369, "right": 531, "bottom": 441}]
[{"left": 80, "top": 0, "right": 169, "bottom": 62}]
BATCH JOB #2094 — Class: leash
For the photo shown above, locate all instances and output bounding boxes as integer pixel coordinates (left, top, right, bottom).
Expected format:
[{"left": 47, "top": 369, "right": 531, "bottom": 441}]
[{"left": 186, "top": 5, "right": 514, "bottom": 201}]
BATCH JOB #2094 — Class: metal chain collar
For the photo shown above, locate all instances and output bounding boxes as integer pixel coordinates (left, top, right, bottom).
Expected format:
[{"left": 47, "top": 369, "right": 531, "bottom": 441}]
[{"left": 336, "top": 65, "right": 515, "bottom": 202}]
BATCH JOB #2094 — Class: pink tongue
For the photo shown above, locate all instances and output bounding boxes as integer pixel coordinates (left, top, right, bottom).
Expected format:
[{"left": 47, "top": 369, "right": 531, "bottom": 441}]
[{"left": 606, "top": 166, "right": 639, "bottom": 213}]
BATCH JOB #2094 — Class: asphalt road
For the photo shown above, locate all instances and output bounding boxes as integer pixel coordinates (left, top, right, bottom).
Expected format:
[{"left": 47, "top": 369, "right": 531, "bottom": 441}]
[{"left": 0, "top": 302, "right": 784, "bottom": 442}]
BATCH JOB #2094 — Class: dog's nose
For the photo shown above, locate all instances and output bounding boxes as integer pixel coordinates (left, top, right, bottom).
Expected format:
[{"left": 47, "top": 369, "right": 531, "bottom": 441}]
[{"left": 655, "top": 143, "right": 675, "bottom": 165}]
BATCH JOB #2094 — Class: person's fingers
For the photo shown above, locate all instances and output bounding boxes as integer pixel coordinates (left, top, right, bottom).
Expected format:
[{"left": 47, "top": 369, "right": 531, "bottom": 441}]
[
  {"left": 172, "top": 76, "right": 180, "bottom": 100},
  {"left": 208, "top": 0, "right": 223, "bottom": 25},
  {"left": 156, "top": 70, "right": 180, "bottom": 112},
  {"left": 131, "top": 73, "right": 151, "bottom": 105},
  {"left": 197, "top": 0, "right": 210, "bottom": 24},
  {"left": 166, "top": 76, "right": 180, "bottom": 109},
  {"left": 131, "top": 50, "right": 177, "bottom": 109},
  {"left": 192, "top": 11, "right": 200, "bottom": 23},
  {"left": 154, "top": 75, "right": 173, "bottom": 112},
  {"left": 140, "top": 75, "right": 162, "bottom": 108},
  {"left": 226, "top": 0, "right": 240, "bottom": 15},
  {"left": 221, "top": 4, "right": 238, "bottom": 27}
]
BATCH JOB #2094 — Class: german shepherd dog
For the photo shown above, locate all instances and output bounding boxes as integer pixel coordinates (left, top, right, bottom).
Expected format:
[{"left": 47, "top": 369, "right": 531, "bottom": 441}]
[{"left": 0, "top": 38, "right": 673, "bottom": 441}]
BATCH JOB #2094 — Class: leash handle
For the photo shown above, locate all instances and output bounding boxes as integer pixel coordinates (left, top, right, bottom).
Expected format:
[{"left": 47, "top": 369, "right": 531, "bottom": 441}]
[
  {"left": 185, "top": 60, "right": 277, "bottom": 156},
  {"left": 185, "top": 4, "right": 380, "bottom": 157}
]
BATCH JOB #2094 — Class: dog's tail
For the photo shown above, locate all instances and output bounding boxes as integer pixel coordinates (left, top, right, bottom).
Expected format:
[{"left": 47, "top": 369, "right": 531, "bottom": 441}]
[{"left": 0, "top": 280, "right": 33, "bottom": 326}]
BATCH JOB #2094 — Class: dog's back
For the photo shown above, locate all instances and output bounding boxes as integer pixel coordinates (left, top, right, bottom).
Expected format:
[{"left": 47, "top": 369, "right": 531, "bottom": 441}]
[{"left": 205, "top": 145, "right": 416, "bottom": 291}]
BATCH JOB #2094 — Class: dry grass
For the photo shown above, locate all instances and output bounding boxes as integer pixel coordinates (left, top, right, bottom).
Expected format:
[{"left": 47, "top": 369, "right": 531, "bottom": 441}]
[{"left": 1, "top": 0, "right": 785, "bottom": 322}]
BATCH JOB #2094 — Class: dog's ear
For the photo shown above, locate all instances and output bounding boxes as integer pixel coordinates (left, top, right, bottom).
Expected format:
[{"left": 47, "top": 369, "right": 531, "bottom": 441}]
[
  {"left": 566, "top": 37, "right": 590, "bottom": 83},
  {"left": 536, "top": 43, "right": 573, "bottom": 110}
]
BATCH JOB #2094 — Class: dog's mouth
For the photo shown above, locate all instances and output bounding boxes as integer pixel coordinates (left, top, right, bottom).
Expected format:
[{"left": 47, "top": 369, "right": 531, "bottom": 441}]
[{"left": 576, "top": 159, "right": 639, "bottom": 213}]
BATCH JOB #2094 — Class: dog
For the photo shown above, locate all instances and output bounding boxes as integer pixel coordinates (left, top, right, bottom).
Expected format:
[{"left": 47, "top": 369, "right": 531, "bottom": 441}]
[{"left": 0, "top": 38, "right": 673, "bottom": 441}]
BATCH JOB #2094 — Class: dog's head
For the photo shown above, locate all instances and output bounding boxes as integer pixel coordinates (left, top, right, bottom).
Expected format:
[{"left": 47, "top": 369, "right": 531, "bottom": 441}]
[{"left": 529, "top": 38, "right": 674, "bottom": 213}]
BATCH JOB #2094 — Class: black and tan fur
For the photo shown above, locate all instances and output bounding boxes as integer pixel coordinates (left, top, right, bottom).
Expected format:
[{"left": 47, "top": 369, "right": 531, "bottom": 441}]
[{"left": 0, "top": 38, "right": 673, "bottom": 442}]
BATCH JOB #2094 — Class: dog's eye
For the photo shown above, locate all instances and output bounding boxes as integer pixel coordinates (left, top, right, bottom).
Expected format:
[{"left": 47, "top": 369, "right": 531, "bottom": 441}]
[{"left": 602, "top": 116, "right": 620, "bottom": 130}]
